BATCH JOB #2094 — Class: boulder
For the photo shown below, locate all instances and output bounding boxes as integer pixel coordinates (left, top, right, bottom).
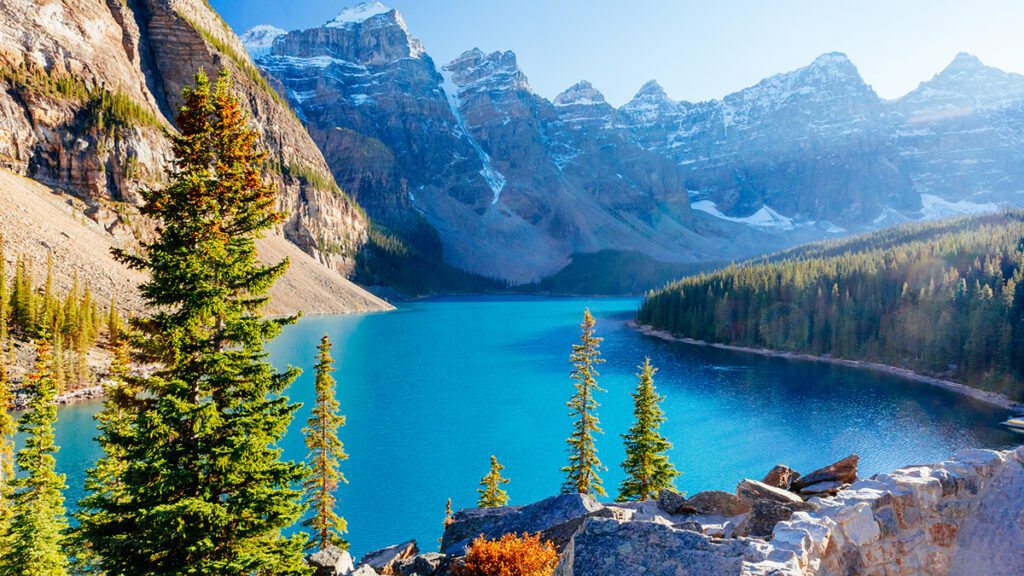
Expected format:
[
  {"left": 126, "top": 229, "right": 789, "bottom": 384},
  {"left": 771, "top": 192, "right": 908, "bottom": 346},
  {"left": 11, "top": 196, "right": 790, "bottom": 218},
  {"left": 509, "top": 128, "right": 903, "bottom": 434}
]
[
  {"left": 350, "top": 567, "right": 378, "bottom": 576},
  {"left": 732, "top": 501, "right": 794, "bottom": 539},
  {"left": 656, "top": 489, "right": 690, "bottom": 514},
  {"left": 305, "top": 545, "right": 354, "bottom": 576},
  {"left": 762, "top": 465, "right": 801, "bottom": 490},
  {"left": 685, "top": 490, "right": 750, "bottom": 516},
  {"left": 394, "top": 553, "right": 450, "bottom": 576},
  {"left": 736, "top": 479, "right": 805, "bottom": 506},
  {"left": 441, "top": 493, "right": 602, "bottom": 555},
  {"left": 358, "top": 540, "right": 418, "bottom": 575},
  {"left": 539, "top": 507, "right": 625, "bottom": 552},
  {"left": 796, "top": 480, "right": 846, "bottom": 497},
  {"left": 790, "top": 455, "right": 858, "bottom": 491},
  {"left": 672, "top": 521, "right": 705, "bottom": 534},
  {"left": 554, "top": 517, "right": 750, "bottom": 576}
]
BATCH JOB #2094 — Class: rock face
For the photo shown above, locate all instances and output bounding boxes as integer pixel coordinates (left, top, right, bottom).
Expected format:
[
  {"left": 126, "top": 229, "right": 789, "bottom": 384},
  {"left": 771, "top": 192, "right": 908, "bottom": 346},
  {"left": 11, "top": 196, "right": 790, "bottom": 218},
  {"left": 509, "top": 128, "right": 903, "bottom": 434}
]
[{"left": 0, "top": 0, "right": 378, "bottom": 296}]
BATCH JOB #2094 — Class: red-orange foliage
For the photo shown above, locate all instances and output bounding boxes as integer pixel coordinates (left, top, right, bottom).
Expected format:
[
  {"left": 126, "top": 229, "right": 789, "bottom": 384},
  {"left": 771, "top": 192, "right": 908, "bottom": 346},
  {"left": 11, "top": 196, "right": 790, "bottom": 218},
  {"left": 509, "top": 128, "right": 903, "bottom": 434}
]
[{"left": 457, "top": 532, "right": 558, "bottom": 576}]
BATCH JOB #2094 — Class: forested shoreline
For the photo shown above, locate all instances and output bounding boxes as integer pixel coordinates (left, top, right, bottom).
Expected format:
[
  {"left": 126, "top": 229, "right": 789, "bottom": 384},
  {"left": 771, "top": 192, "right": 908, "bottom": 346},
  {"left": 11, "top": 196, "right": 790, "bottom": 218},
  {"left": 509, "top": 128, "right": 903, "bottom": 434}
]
[{"left": 636, "top": 211, "right": 1024, "bottom": 402}]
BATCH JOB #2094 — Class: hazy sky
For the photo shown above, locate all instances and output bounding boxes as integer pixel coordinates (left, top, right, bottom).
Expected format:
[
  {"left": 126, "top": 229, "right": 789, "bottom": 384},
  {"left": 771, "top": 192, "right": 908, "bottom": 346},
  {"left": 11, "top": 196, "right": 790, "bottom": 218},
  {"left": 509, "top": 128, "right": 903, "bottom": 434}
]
[{"left": 210, "top": 0, "right": 1024, "bottom": 106}]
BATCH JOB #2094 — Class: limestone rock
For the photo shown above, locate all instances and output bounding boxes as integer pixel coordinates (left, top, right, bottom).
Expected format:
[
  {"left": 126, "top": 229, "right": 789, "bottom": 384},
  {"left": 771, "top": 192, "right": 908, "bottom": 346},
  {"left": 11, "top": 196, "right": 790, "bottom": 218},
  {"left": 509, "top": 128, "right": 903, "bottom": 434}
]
[
  {"left": 790, "top": 455, "right": 858, "bottom": 492},
  {"left": 733, "top": 501, "right": 795, "bottom": 539},
  {"left": 305, "top": 545, "right": 354, "bottom": 576},
  {"left": 685, "top": 490, "right": 750, "bottom": 516},
  {"left": 762, "top": 465, "right": 801, "bottom": 490},
  {"left": 358, "top": 540, "right": 417, "bottom": 575},
  {"left": 656, "top": 489, "right": 689, "bottom": 514},
  {"left": 737, "top": 479, "right": 805, "bottom": 506},
  {"left": 554, "top": 518, "right": 751, "bottom": 576},
  {"left": 441, "top": 493, "right": 602, "bottom": 555}
]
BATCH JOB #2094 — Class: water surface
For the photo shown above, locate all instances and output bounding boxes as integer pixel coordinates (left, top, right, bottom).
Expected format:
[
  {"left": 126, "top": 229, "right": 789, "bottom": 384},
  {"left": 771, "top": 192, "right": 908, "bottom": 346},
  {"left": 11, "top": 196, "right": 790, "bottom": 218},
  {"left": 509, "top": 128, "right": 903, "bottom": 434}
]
[{"left": 36, "top": 296, "right": 1020, "bottom": 556}]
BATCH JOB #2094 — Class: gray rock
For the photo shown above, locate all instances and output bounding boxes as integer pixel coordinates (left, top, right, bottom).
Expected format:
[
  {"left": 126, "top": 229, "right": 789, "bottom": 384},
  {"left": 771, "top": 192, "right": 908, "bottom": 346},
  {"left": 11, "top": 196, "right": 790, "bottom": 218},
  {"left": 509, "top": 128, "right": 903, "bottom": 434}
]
[
  {"left": 358, "top": 540, "right": 418, "bottom": 575},
  {"left": 394, "top": 552, "right": 448, "bottom": 576},
  {"left": 736, "top": 479, "right": 805, "bottom": 506},
  {"left": 672, "top": 521, "right": 705, "bottom": 534},
  {"left": 441, "top": 493, "right": 602, "bottom": 555},
  {"left": 685, "top": 490, "right": 750, "bottom": 516},
  {"left": 305, "top": 545, "right": 354, "bottom": 576},
  {"left": 762, "top": 465, "right": 801, "bottom": 489},
  {"left": 732, "top": 501, "right": 794, "bottom": 539},
  {"left": 554, "top": 517, "right": 750, "bottom": 576},
  {"left": 790, "top": 454, "right": 858, "bottom": 491},
  {"left": 350, "top": 567, "right": 378, "bottom": 576},
  {"left": 656, "top": 489, "right": 690, "bottom": 514},
  {"left": 797, "top": 480, "right": 846, "bottom": 497}
]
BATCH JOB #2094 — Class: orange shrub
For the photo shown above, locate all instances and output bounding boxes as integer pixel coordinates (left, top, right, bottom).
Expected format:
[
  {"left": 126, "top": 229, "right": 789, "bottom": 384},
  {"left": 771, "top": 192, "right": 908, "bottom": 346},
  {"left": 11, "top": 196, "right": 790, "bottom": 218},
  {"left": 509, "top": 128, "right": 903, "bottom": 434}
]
[{"left": 457, "top": 532, "right": 559, "bottom": 576}]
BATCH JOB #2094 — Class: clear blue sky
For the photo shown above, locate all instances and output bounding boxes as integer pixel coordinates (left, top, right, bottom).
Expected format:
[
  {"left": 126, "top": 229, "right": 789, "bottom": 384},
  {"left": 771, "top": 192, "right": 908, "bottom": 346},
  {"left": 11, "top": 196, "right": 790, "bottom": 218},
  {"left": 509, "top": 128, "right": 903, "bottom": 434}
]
[{"left": 210, "top": 0, "right": 1024, "bottom": 106}]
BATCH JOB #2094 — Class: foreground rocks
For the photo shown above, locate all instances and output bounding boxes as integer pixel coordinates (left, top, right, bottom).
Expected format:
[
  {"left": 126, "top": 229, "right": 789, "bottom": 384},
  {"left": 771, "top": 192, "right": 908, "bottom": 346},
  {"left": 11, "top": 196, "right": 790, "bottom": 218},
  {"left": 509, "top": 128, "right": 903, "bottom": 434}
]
[{"left": 341, "top": 448, "right": 1024, "bottom": 576}]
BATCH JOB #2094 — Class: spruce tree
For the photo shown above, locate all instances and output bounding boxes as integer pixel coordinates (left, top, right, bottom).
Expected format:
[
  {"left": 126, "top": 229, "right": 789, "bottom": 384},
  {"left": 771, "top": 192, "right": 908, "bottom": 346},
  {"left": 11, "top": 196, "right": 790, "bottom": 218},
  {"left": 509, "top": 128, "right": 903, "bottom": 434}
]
[
  {"left": 561, "top": 308, "right": 606, "bottom": 497},
  {"left": 616, "top": 358, "right": 679, "bottom": 502},
  {"left": 477, "top": 455, "right": 510, "bottom": 508},
  {"left": 0, "top": 339, "right": 69, "bottom": 576},
  {"left": 77, "top": 70, "right": 309, "bottom": 576},
  {"left": 303, "top": 335, "right": 348, "bottom": 551}
]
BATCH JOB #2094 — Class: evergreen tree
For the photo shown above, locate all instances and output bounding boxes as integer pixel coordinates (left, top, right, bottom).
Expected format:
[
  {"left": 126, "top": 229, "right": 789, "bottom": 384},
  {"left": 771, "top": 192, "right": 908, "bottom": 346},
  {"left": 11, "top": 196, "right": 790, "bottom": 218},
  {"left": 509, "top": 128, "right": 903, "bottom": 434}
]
[
  {"left": 303, "top": 335, "right": 348, "bottom": 552},
  {"left": 561, "top": 308, "right": 606, "bottom": 497},
  {"left": 477, "top": 455, "right": 510, "bottom": 508},
  {"left": 0, "top": 351, "right": 13, "bottom": 553},
  {"left": 77, "top": 70, "right": 309, "bottom": 576},
  {"left": 438, "top": 498, "right": 453, "bottom": 550},
  {"left": 0, "top": 340, "right": 69, "bottom": 576},
  {"left": 616, "top": 359, "right": 679, "bottom": 502}
]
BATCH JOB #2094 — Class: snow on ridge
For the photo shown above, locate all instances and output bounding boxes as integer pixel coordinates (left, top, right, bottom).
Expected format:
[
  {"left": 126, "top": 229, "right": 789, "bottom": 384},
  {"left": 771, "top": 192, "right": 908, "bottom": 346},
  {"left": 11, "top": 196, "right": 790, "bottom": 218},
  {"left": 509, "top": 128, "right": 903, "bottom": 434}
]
[
  {"left": 918, "top": 194, "right": 999, "bottom": 220},
  {"left": 241, "top": 25, "right": 285, "bottom": 58},
  {"left": 326, "top": 1, "right": 391, "bottom": 27},
  {"left": 439, "top": 68, "right": 506, "bottom": 204},
  {"left": 692, "top": 199, "right": 795, "bottom": 230}
]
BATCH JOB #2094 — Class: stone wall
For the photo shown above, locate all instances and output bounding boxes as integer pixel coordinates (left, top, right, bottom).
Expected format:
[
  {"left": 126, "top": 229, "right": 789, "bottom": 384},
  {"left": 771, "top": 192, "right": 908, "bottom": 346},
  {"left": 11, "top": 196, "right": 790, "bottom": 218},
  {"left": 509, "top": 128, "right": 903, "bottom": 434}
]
[{"left": 743, "top": 447, "right": 1024, "bottom": 576}]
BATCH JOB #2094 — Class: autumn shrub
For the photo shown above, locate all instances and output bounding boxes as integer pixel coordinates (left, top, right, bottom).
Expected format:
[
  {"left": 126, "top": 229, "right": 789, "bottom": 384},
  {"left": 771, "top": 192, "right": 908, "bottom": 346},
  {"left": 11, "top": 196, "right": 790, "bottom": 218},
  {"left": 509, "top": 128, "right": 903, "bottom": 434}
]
[{"left": 457, "top": 532, "right": 558, "bottom": 576}]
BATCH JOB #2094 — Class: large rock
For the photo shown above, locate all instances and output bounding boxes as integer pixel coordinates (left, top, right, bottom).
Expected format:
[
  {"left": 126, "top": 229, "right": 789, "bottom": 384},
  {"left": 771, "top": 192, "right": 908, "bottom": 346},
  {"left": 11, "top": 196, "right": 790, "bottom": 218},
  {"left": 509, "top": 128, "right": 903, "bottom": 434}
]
[
  {"left": 440, "top": 493, "right": 602, "bottom": 555},
  {"left": 762, "top": 465, "right": 801, "bottom": 490},
  {"left": 305, "top": 545, "right": 354, "bottom": 576},
  {"left": 796, "top": 480, "right": 846, "bottom": 498},
  {"left": 656, "top": 489, "right": 689, "bottom": 514},
  {"left": 790, "top": 455, "right": 859, "bottom": 491},
  {"left": 685, "top": 490, "right": 750, "bottom": 516},
  {"left": 358, "top": 540, "right": 418, "bottom": 575},
  {"left": 554, "top": 518, "right": 751, "bottom": 576},
  {"left": 736, "top": 479, "right": 805, "bottom": 506},
  {"left": 394, "top": 553, "right": 450, "bottom": 576},
  {"left": 732, "top": 501, "right": 795, "bottom": 539}
]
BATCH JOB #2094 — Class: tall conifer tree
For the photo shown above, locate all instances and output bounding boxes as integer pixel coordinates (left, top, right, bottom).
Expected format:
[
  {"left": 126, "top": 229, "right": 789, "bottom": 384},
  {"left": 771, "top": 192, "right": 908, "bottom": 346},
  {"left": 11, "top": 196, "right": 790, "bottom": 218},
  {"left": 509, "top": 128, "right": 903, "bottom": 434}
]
[
  {"left": 616, "top": 359, "right": 679, "bottom": 502},
  {"left": 477, "top": 456, "right": 510, "bottom": 508},
  {"left": 561, "top": 308, "right": 606, "bottom": 497},
  {"left": 0, "top": 340, "right": 69, "bottom": 576},
  {"left": 77, "top": 70, "right": 309, "bottom": 576},
  {"left": 303, "top": 335, "right": 348, "bottom": 551}
]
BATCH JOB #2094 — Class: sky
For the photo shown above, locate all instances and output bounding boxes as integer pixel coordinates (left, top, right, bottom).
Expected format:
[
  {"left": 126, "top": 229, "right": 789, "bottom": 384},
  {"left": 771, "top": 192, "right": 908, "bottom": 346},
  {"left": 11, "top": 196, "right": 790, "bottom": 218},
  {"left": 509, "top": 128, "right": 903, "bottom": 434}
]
[{"left": 209, "top": 0, "right": 1024, "bottom": 106}]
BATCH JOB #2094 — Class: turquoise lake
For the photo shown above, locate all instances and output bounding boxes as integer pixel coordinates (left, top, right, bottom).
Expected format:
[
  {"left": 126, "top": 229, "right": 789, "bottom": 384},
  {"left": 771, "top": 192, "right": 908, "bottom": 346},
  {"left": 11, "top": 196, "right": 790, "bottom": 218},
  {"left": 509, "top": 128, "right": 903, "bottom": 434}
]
[{"left": 36, "top": 296, "right": 1021, "bottom": 556}]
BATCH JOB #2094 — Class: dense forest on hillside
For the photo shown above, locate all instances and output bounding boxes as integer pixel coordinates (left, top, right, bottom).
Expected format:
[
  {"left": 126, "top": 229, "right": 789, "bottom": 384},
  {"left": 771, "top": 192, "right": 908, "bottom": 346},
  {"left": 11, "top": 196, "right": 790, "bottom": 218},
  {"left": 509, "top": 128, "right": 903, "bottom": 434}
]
[{"left": 636, "top": 211, "right": 1024, "bottom": 401}]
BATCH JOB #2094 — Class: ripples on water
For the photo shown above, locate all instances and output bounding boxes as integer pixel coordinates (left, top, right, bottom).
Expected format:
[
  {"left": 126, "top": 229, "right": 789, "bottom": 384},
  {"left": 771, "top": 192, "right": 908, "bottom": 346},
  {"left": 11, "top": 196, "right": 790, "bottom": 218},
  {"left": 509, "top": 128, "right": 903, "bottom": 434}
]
[{"left": 32, "top": 296, "right": 1021, "bottom": 556}]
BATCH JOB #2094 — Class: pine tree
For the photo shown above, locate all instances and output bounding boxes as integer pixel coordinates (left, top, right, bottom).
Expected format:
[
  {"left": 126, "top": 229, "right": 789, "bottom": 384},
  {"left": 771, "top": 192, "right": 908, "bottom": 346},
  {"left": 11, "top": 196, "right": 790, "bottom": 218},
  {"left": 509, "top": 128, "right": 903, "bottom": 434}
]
[
  {"left": 303, "top": 335, "right": 348, "bottom": 551},
  {"left": 77, "top": 70, "right": 309, "bottom": 576},
  {"left": 0, "top": 350, "right": 13, "bottom": 554},
  {"left": 561, "top": 308, "right": 606, "bottom": 497},
  {"left": 438, "top": 498, "right": 453, "bottom": 551},
  {"left": 477, "top": 455, "right": 510, "bottom": 508},
  {"left": 616, "top": 359, "right": 679, "bottom": 502},
  {"left": 0, "top": 340, "right": 69, "bottom": 576}
]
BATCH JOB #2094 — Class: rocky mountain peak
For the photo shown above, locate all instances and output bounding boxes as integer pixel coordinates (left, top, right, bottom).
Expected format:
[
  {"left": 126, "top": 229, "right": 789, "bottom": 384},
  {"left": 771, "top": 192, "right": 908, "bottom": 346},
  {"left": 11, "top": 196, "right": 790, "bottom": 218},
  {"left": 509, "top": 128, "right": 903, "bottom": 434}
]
[
  {"left": 325, "top": 2, "right": 393, "bottom": 27},
  {"left": 240, "top": 24, "right": 285, "bottom": 58},
  {"left": 899, "top": 51, "right": 1024, "bottom": 116},
  {"left": 635, "top": 79, "right": 668, "bottom": 100},
  {"left": 444, "top": 49, "right": 532, "bottom": 94},
  {"left": 554, "top": 80, "right": 607, "bottom": 107}
]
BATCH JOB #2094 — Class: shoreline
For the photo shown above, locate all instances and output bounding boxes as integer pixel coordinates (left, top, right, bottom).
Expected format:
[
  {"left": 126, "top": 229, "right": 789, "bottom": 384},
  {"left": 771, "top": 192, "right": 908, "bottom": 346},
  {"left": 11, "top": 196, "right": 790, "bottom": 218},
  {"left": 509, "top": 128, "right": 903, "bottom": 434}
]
[{"left": 628, "top": 320, "right": 1024, "bottom": 413}]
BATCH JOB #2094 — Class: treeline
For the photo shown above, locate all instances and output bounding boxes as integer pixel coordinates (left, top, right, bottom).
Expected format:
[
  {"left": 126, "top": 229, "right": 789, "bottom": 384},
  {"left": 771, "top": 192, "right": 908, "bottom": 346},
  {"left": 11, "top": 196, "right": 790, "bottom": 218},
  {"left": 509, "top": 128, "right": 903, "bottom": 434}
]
[
  {"left": 637, "top": 211, "right": 1024, "bottom": 401},
  {"left": 0, "top": 246, "right": 121, "bottom": 391}
]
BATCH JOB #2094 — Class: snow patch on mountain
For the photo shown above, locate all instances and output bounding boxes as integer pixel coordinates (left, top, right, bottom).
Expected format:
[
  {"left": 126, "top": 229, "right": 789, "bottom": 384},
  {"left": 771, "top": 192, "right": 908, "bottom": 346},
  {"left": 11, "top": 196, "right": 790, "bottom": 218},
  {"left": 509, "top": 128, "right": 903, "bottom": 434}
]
[
  {"left": 326, "top": 2, "right": 391, "bottom": 27},
  {"left": 440, "top": 67, "right": 506, "bottom": 203},
  {"left": 692, "top": 200, "right": 795, "bottom": 230},
  {"left": 240, "top": 25, "right": 285, "bottom": 58},
  {"left": 918, "top": 194, "right": 1000, "bottom": 220}
]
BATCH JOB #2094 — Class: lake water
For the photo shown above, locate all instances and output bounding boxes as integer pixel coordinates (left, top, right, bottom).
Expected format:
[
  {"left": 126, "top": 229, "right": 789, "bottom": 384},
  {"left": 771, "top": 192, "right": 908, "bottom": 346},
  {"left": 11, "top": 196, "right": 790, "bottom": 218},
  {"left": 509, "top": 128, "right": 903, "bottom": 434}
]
[{"left": 33, "top": 296, "right": 1021, "bottom": 556}]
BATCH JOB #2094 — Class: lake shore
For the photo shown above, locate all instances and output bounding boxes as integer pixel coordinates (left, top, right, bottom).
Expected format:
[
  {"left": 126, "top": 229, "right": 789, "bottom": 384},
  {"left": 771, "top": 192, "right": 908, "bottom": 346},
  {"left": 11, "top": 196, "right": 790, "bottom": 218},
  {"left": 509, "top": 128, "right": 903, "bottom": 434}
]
[{"left": 628, "top": 320, "right": 1024, "bottom": 413}]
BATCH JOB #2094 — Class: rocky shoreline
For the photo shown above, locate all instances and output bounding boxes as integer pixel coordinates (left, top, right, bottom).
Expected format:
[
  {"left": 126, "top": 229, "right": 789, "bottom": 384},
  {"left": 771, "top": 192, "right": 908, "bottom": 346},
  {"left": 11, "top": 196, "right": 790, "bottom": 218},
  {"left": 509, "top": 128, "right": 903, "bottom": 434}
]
[
  {"left": 628, "top": 320, "right": 1024, "bottom": 413},
  {"left": 313, "top": 447, "right": 1024, "bottom": 576}
]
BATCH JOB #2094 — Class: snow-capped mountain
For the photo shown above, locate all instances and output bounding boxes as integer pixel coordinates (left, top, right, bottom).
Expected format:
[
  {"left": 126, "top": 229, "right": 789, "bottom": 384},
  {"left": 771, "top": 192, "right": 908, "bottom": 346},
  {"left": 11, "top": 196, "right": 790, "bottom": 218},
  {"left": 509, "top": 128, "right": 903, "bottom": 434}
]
[{"left": 242, "top": 3, "right": 1024, "bottom": 286}]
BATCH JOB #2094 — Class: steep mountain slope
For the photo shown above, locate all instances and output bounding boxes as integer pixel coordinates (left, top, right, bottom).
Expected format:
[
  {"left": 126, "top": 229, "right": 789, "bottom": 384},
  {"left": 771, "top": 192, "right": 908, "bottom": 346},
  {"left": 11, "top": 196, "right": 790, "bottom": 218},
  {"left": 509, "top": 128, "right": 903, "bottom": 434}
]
[
  {"left": 0, "top": 0, "right": 379, "bottom": 295},
  {"left": 248, "top": 5, "right": 722, "bottom": 283}
]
